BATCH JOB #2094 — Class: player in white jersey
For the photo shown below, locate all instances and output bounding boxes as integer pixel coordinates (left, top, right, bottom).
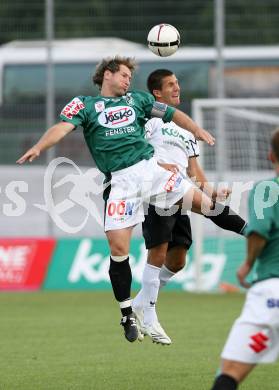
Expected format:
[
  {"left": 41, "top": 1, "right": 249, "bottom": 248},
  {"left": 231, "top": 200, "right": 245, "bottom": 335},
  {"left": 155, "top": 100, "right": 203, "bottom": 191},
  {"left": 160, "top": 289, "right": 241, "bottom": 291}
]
[
  {"left": 132, "top": 69, "right": 247, "bottom": 345},
  {"left": 145, "top": 116, "right": 200, "bottom": 178}
]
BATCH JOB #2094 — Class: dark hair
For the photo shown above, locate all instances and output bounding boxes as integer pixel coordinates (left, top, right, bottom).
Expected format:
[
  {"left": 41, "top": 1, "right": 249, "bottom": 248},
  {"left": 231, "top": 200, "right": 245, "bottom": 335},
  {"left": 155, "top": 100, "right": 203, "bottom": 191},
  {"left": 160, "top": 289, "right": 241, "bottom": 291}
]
[
  {"left": 147, "top": 69, "right": 174, "bottom": 96},
  {"left": 93, "top": 56, "right": 136, "bottom": 88},
  {"left": 271, "top": 127, "right": 279, "bottom": 161}
]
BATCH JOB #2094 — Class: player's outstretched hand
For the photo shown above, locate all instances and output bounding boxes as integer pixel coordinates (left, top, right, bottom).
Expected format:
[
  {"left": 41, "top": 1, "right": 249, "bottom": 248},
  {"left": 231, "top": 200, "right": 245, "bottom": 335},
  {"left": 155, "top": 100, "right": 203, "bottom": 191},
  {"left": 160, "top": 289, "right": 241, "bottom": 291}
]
[
  {"left": 195, "top": 128, "right": 215, "bottom": 145},
  {"left": 237, "top": 261, "right": 252, "bottom": 289},
  {"left": 16, "top": 146, "right": 40, "bottom": 164}
]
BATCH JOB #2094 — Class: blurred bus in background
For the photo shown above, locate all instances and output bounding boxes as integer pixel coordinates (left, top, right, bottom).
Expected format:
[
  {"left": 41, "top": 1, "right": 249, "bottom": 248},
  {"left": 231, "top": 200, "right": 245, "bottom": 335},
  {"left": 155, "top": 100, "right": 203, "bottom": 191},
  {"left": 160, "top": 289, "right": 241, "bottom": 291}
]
[{"left": 1, "top": 37, "right": 279, "bottom": 165}]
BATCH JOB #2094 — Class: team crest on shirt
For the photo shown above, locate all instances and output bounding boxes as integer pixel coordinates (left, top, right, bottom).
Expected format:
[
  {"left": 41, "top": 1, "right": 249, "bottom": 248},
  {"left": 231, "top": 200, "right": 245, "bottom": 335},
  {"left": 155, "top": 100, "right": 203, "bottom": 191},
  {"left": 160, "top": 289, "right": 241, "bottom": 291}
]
[
  {"left": 95, "top": 101, "right": 105, "bottom": 113},
  {"left": 125, "top": 93, "right": 134, "bottom": 106}
]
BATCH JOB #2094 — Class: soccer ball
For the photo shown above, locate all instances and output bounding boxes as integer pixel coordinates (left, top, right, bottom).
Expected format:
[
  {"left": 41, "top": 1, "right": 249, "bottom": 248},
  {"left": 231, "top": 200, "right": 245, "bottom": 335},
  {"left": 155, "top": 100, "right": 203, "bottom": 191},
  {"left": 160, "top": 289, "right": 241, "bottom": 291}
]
[{"left": 147, "top": 24, "right": 180, "bottom": 57}]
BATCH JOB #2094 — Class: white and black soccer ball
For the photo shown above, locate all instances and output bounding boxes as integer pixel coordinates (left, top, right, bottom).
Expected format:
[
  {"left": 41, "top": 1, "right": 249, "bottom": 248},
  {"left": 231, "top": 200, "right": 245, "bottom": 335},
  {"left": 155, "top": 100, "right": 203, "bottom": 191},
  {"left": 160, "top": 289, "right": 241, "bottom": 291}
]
[{"left": 147, "top": 24, "right": 180, "bottom": 57}]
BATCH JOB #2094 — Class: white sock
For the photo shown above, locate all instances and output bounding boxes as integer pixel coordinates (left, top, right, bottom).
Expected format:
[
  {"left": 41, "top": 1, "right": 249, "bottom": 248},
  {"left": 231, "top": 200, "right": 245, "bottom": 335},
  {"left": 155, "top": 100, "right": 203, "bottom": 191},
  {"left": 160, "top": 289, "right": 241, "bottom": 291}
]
[
  {"left": 159, "top": 264, "right": 176, "bottom": 289},
  {"left": 132, "top": 289, "right": 144, "bottom": 309},
  {"left": 141, "top": 263, "right": 161, "bottom": 326}
]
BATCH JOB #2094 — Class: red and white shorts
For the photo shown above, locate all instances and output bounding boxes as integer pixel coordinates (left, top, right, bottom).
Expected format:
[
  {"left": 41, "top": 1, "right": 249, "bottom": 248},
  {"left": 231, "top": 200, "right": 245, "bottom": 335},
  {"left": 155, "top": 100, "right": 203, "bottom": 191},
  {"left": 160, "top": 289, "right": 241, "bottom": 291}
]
[
  {"left": 104, "top": 157, "right": 193, "bottom": 231},
  {"left": 221, "top": 278, "right": 279, "bottom": 364}
]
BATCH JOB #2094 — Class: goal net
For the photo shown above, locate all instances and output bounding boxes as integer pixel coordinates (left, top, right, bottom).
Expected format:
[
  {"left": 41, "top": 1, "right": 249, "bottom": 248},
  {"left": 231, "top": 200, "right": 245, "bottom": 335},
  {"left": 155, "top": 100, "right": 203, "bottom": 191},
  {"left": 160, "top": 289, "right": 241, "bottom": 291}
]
[{"left": 190, "top": 98, "right": 279, "bottom": 291}]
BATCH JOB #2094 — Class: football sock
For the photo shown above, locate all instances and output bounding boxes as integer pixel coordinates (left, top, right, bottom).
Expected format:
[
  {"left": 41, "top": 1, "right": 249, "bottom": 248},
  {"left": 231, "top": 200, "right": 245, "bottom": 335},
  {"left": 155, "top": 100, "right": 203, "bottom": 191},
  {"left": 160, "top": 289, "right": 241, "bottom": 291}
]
[
  {"left": 211, "top": 374, "right": 238, "bottom": 390},
  {"left": 133, "top": 264, "right": 174, "bottom": 309},
  {"left": 132, "top": 289, "right": 144, "bottom": 309},
  {"left": 159, "top": 264, "right": 176, "bottom": 288},
  {"left": 108, "top": 256, "right": 132, "bottom": 317},
  {"left": 141, "top": 263, "right": 161, "bottom": 325},
  {"left": 206, "top": 204, "right": 247, "bottom": 235}
]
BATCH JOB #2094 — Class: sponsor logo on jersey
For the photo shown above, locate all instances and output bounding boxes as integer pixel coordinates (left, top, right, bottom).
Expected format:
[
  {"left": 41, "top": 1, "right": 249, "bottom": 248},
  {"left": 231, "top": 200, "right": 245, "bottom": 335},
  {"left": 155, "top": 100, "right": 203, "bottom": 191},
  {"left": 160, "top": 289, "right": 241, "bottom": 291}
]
[
  {"left": 267, "top": 298, "right": 279, "bottom": 308},
  {"left": 98, "top": 106, "right": 136, "bottom": 129},
  {"left": 164, "top": 173, "right": 182, "bottom": 192},
  {"left": 249, "top": 332, "right": 269, "bottom": 353},
  {"left": 61, "top": 98, "right": 85, "bottom": 120},
  {"left": 107, "top": 200, "right": 135, "bottom": 217},
  {"left": 161, "top": 127, "right": 190, "bottom": 148},
  {"left": 95, "top": 101, "right": 105, "bottom": 113},
  {"left": 105, "top": 127, "right": 136, "bottom": 136}
]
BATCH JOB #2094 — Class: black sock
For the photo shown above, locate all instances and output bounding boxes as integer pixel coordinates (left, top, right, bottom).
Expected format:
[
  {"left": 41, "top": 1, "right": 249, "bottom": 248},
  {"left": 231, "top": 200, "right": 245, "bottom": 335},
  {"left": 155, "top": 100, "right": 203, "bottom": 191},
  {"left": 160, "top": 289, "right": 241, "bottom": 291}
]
[
  {"left": 211, "top": 374, "right": 238, "bottom": 390},
  {"left": 206, "top": 204, "right": 247, "bottom": 235},
  {"left": 109, "top": 257, "right": 132, "bottom": 316}
]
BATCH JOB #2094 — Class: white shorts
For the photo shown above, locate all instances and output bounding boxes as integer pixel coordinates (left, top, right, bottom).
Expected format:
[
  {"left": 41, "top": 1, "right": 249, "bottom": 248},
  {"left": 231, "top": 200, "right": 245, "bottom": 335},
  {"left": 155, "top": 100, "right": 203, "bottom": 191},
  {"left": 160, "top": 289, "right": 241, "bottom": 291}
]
[
  {"left": 221, "top": 278, "right": 279, "bottom": 364},
  {"left": 104, "top": 157, "right": 193, "bottom": 231}
]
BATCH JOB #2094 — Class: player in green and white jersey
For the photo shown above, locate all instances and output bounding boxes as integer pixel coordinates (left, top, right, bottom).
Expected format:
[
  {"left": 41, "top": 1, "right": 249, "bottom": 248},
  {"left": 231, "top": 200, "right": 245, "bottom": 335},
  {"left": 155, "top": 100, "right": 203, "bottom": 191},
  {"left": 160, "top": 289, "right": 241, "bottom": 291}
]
[
  {"left": 211, "top": 128, "right": 279, "bottom": 390},
  {"left": 17, "top": 56, "right": 215, "bottom": 343}
]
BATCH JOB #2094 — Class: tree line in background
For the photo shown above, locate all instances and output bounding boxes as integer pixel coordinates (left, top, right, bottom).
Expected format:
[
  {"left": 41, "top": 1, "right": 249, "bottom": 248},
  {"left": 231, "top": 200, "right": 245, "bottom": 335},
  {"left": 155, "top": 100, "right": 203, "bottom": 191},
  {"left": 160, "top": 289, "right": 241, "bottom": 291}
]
[{"left": 0, "top": 0, "right": 279, "bottom": 46}]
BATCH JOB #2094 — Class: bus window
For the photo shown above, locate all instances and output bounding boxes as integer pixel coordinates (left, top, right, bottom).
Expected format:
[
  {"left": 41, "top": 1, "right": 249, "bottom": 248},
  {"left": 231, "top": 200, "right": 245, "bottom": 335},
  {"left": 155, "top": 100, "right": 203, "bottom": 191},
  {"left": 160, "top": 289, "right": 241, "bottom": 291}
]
[
  {"left": 4, "top": 64, "right": 46, "bottom": 103},
  {"left": 3, "top": 63, "right": 99, "bottom": 104},
  {"left": 3, "top": 60, "right": 210, "bottom": 108}
]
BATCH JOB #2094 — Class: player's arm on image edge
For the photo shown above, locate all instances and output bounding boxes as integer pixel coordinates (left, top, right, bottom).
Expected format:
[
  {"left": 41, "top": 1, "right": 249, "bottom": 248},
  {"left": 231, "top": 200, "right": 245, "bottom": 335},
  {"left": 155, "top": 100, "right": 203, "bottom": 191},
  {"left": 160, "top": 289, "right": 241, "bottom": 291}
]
[
  {"left": 237, "top": 233, "right": 267, "bottom": 288},
  {"left": 237, "top": 184, "right": 270, "bottom": 288}
]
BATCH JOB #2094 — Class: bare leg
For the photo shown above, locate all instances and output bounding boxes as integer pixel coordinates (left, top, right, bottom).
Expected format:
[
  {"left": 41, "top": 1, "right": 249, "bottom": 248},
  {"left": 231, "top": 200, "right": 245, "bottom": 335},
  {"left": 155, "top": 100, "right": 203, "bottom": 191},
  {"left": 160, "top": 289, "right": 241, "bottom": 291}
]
[
  {"left": 221, "top": 359, "right": 256, "bottom": 383},
  {"left": 211, "top": 359, "right": 256, "bottom": 389},
  {"left": 181, "top": 186, "right": 213, "bottom": 215},
  {"left": 106, "top": 227, "right": 133, "bottom": 255}
]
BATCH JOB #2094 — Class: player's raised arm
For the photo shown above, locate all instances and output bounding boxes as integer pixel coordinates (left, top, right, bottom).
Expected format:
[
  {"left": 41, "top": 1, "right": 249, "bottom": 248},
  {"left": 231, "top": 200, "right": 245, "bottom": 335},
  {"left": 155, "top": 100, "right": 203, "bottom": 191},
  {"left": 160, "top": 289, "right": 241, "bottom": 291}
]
[
  {"left": 16, "top": 121, "right": 75, "bottom": 164},
  {"left": 172, "top": 108, "right": 215, "bottom": 145}
]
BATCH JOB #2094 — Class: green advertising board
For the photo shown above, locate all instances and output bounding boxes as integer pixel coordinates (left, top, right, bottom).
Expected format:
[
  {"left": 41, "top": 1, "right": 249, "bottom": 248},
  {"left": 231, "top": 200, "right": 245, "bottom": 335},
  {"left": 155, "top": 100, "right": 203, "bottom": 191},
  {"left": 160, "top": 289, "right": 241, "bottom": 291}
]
[{"left": 44, "top": 237, "right": 246, "bottom": 291}]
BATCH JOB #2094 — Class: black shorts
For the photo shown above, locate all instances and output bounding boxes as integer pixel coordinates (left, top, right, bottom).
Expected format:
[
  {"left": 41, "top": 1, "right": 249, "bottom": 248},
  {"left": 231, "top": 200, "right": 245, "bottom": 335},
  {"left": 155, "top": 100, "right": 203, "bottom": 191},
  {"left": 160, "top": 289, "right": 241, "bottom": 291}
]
[{"left": 142, "top": 204, "right": 192, "bottom": 250}]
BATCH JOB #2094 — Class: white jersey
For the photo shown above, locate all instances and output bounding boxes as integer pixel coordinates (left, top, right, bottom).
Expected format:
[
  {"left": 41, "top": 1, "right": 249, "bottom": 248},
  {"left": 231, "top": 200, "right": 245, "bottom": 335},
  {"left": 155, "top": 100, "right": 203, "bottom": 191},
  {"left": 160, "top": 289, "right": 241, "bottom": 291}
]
[{"left": 145, "top": 117, "right": 200, "bottom": 177}]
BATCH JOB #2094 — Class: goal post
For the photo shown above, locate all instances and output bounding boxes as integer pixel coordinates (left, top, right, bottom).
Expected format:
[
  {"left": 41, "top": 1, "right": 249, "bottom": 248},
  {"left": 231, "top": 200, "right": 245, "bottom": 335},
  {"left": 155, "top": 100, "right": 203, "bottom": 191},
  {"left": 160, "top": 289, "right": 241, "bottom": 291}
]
[{"left": 191, "top": 98, "right": 279, "bottom": 291}]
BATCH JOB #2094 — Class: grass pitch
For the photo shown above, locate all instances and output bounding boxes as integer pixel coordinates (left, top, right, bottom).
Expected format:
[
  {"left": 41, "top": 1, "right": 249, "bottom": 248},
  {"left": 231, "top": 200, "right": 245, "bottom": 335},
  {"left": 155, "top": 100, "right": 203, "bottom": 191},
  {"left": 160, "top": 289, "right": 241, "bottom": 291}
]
[{"left": 0, "top": 291, "right": 277, "bottom": 390}]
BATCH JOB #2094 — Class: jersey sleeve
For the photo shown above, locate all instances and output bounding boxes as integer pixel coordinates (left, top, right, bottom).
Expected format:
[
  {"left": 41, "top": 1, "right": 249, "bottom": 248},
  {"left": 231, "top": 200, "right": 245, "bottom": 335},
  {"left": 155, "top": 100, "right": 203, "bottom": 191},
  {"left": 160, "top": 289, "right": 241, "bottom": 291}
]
[
  {"left": 245, "top": 181, "right": 276, "bottom": 239},
  {"left": 134, "top": 90, "right": 175, "bottom": 123},
  {"left": 60, "top": 96, "right": 87, "bottom": 127},
  {"left": 187, "top": 134, "right": 200, "bottom": 157}
]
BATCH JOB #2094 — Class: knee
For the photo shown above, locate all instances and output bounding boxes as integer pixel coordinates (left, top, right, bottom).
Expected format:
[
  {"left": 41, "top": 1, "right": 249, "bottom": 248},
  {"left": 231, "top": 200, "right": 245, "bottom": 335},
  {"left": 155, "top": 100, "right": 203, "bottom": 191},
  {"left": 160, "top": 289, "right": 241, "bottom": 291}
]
[
  {"left": 166, "top": 257, "right": 186, "bottom": 273},
  {"left": 165, "top": 249, "right": 187, "bottom": 273},
  {"left": 174, "top": 260, "right": 186, "bottom": 272},
  {"left": 147, "top": 249, "right": 166, "bottom": 267},
  {"left": 108, "top": 241, "right": 129, "bottom": 256},
  {"left": 106, "top": 229, "right": 131, "bottom": 256}
]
